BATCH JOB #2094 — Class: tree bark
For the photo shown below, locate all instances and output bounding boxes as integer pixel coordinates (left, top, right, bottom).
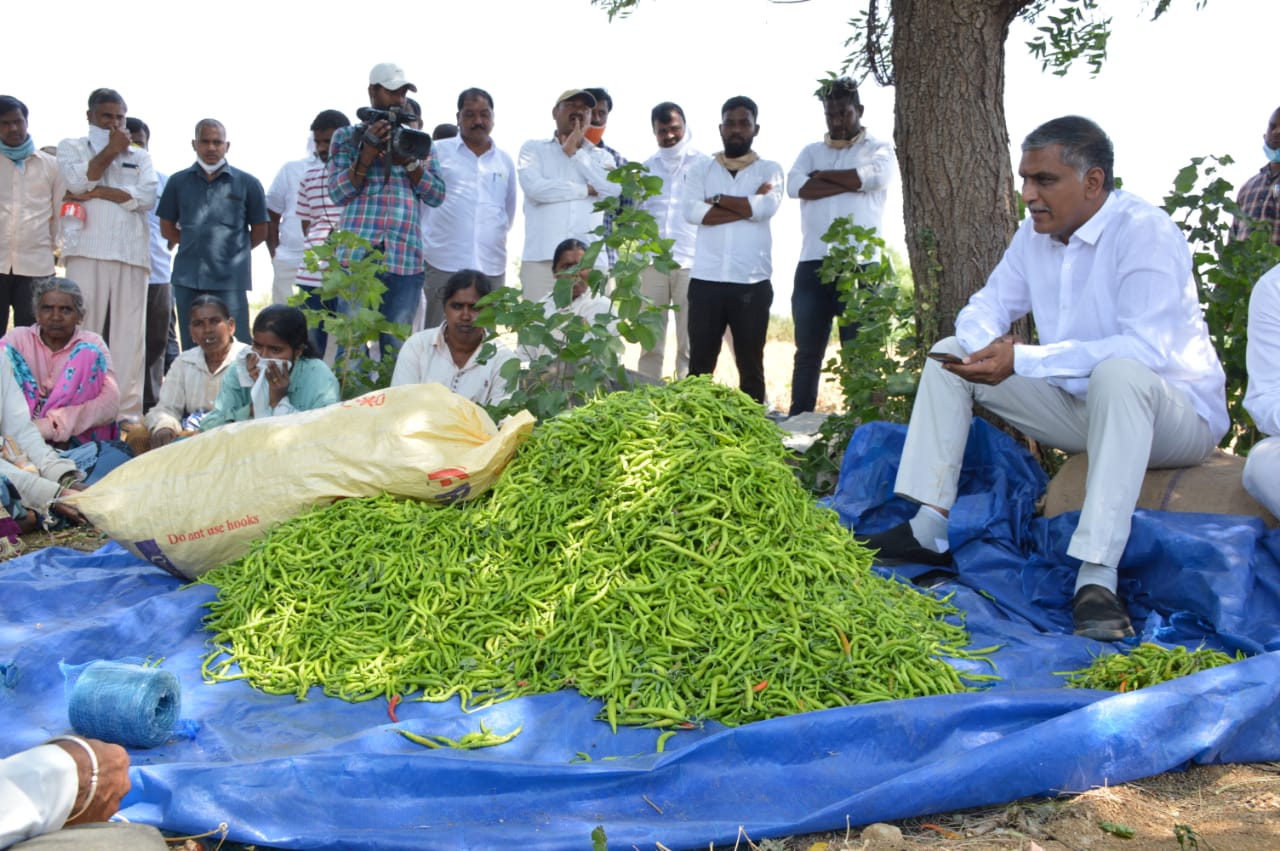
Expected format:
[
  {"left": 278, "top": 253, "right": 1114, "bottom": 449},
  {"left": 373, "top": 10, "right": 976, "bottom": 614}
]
[{"left": 892, "top": 0, "right": 1030, "bottom": 346}]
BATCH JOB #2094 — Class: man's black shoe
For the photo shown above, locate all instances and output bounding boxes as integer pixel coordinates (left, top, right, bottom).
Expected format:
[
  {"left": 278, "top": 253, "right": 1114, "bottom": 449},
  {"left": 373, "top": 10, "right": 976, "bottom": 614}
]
[
  {"left": 1072, "top": 584, "right": 1136, "bottom": 641},
  {"left": 862, "top": 522, "right": 953, "bottom": 567}
]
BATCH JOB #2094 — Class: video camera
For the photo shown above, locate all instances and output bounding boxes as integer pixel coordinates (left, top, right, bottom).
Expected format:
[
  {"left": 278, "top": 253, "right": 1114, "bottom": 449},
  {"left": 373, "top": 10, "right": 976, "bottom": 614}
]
[{"left": 355, "top": 106, "right": 433, "bottom": 161}]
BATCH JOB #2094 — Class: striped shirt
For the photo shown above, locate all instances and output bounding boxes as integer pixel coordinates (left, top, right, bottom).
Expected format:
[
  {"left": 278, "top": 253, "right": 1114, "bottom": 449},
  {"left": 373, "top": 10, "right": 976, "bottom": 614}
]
[
  {"left": 55, "top": 136, "right": 156, "bottom": 269},
  {"left": 327, "top": 124, "right": 445, "bottom": 275},
  {"left": 1232, "top": 165, "right": 1280, "bottom": 245},
  {"left": 295, "top": 161, "right": 344, "bottom": 287}
]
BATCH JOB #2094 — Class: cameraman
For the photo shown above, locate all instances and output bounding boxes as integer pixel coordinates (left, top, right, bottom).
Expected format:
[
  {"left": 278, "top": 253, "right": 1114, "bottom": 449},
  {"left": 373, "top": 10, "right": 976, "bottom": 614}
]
[{"left": 328, "top": 62, "right": 445, "bottom": 361}]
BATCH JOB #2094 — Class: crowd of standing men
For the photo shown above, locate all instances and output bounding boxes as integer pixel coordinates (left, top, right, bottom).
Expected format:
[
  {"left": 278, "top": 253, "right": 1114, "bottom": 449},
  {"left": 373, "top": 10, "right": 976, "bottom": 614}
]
[{"left": 1, "top": 61, "right": 899, "bottom": 422}]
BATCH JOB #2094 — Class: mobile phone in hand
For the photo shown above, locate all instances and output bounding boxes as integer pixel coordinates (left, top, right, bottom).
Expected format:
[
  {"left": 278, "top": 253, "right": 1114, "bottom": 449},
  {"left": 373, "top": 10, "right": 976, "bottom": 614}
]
[{"left": 927, "top": 352, "right": 964, "bottom": 365}]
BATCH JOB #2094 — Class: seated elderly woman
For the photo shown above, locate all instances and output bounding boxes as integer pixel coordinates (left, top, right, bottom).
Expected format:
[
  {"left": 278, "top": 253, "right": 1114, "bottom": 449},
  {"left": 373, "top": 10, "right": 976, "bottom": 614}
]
[
  {"left": 390, "top": 270, "right": 518, "bottom": 406},
  {"left": 141, "top": 295, "right": 248, "bottom": 450},
  {"left": 198, "top": 305, "right": 339, "bottom": 431},
  {"left": 0, "top": 277, "right": 119, "bottom": 448}
]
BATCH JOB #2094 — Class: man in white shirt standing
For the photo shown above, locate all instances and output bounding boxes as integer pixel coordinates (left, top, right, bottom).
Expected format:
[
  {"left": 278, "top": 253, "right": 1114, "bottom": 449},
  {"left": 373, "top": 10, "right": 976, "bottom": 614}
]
[
  {"left": 637, "top": 101, "right": 708, "bottom": 381},
  {"left": 423, "top": 88, "right": 516, "bottom": 329},
  {"left": 265, "top": 133, "right": 319, "bottom": 306},
  {"left": 786, "top": 77, "right": 896, "bottom": 414},
  {"left": 56, "top": 88, "right": 158, "bottom": 422},
  {"left": 125, "top": 117, "right": 174, "bottom": 413},
  {"left": 0, "top": 96, "right": 62, "bottom": 334},
  {"left": 517, "top": 89, "right": 621, "bottom": 302},
  {"left": 866, "top": 115, "right": 1228, "bottom": 642},
  {"left": 1243, "top": 263, "right": 1280, "bottom": 518},
  {"left": 682, "top": 95, "right": 784, "bottom": 404}
]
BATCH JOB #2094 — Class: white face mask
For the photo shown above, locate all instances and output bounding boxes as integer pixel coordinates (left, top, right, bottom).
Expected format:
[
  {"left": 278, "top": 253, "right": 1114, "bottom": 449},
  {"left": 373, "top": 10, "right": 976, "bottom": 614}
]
[
  {"left": 198, "top": 158, "right": 227, "bottom": 175},
  {"left": 87, "top": 125, "right": 112, "bottom": 151}
]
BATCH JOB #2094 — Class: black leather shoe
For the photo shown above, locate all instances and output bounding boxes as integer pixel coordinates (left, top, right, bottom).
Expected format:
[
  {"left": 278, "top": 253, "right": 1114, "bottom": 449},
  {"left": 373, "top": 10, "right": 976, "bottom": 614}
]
[
  {"left": 862, "top": 522, "right": 953, "bottom": 567},
  {"left": 1072, "top": 584, "right": 1136, "bottom": 641}
]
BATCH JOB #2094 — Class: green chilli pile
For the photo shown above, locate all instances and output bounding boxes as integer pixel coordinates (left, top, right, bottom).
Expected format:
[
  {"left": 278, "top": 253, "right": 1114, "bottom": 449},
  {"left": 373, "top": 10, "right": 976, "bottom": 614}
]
[
  {"left": 1059, "top": 643, "right": 1243, "bottom": 692},
  {"left": 202, "top": 376, "right": 996, "bottom": 728}
]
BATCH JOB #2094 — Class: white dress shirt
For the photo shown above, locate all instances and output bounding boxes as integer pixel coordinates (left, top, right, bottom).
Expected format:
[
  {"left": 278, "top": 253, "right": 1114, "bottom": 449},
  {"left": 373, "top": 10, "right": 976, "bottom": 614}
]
[
  {"left": 390, "top": 324, "right": 517, "bottom": 407},
  {"left": 682, "top": 155, "right": 784, "bottom": 284},
  {"left": 55, "top": 136, "right": 156, "bottom": 269},
  {"left": 1245, "top": 263, "right": 1280, "bottom": 436},
  {"left": 957, "top": 189, "right": 1228, "bottom": 440},
  {"left": 266, "top": 155, "right": 318, "bottom": 268},
  {"left": 787, "top": 131, "right": 896, "bottom": 261},
  {"left": 641, "top": 142, "right": 709, "bottom": 268},
  {"left": 518, "top": 136, "right": 621, "bottom": 263},
  {"left": 0, "top": 744, "right": 77, "bottom": 848},
  {"left": 146, "top": 172, "right": 172, "bottom": 284},
  {"left": 1, "top": 149, "right": 63, "bottom": 277},
  {"left": 424, "top": 136, "right": 517, "bottom": 276}
]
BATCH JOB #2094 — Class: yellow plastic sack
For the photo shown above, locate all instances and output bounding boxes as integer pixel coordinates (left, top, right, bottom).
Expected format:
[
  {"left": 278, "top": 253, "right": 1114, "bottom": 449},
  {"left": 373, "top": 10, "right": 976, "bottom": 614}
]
[{"left": 65, "top": 384, "right": 535, "bottom": 579}]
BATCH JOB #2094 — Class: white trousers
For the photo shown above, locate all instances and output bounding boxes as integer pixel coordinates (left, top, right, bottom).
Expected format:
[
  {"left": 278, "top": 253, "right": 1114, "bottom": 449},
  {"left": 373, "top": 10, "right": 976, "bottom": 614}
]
[
  {"left": 896, "top": 337, "right": 1217, "bottom": 567},
  {"left": 1243, "top": 437, "right": 1280, "bottom": 518},
  {"left": 272, "top": 255, "right": 300, "bottom": 306},
  {"left": 64, "top": 256, "right": 147, "bottom": 421},
  {"left": 637, "top": 264, "right": 691, "bottom": 381}
]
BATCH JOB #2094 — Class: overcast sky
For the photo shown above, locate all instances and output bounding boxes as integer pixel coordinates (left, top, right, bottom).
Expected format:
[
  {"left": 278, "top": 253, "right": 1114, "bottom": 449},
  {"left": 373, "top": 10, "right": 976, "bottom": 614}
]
[{"left": 12, "top": 0, "right": 1272, "bottom": 310}]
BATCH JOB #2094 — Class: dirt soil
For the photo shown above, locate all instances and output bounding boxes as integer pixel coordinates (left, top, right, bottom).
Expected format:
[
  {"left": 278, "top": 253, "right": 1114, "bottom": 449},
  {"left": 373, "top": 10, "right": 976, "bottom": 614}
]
[{"left": 14, "top": 339, "right": 1276, "bottom": 850}]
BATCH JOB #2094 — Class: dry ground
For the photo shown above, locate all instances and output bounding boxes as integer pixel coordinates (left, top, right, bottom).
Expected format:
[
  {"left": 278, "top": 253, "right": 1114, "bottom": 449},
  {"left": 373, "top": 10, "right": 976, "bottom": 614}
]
[{"left": 18, "top": 338, "right": 1278, "bottom": 850}]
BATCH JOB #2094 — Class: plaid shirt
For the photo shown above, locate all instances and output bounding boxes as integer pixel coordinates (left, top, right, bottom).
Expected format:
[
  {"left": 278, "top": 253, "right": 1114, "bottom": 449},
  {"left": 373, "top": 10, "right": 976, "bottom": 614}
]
[
  {"left": 327, "top": 124, "right": 446, "bottom": 274},
  {"left": 1232, "top": 165, "right": 1280, "bottom": 245}
]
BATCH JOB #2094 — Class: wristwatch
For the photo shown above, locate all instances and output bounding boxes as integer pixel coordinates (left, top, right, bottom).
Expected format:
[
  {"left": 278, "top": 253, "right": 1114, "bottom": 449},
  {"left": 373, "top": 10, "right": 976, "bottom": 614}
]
[{"left": 710, "top": 194, "right": 722, "bottom": 206}]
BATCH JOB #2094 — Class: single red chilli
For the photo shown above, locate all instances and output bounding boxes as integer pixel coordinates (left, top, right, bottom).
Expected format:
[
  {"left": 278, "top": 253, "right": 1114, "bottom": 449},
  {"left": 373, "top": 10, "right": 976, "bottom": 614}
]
[{"left": 388, "top": 694, "right": 401, "bottom": 722}]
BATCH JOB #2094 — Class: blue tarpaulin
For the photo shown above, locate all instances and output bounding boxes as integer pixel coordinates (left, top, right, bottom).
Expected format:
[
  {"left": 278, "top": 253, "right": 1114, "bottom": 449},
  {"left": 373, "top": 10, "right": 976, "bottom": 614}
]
[{"left": 2, "top": 419, "right": 1278, "bottom": 850}]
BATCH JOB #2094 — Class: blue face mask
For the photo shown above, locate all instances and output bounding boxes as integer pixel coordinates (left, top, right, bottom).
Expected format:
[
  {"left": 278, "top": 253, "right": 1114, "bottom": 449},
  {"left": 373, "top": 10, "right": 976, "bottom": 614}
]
[{"left": 1265, "top": 143, "right": 1280, "bottom": 164}]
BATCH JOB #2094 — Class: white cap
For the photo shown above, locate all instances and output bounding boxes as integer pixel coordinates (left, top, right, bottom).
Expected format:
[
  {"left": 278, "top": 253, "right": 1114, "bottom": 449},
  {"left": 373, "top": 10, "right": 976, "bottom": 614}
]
[{"left": 369, "top": 62, "right": 416, "bottom": 92}]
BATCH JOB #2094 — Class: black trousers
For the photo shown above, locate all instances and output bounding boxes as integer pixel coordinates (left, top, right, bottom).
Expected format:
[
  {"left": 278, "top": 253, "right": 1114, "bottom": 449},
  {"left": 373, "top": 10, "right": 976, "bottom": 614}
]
[
  {"left": 788, "top": 259, "right": 862, "bottom": 414},
  {"left": 687, "top": 278, "right": 773, "bottom": 404}
]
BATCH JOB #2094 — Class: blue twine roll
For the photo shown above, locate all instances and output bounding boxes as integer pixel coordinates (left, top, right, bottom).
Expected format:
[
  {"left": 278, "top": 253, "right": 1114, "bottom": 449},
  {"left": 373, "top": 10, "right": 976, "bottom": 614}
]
[{"left": 66, "top": 661, "right": 181, "bottom": 748}]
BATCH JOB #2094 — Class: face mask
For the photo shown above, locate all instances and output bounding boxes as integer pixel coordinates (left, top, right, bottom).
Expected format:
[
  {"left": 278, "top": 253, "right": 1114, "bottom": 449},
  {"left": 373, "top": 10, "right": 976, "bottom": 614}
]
[
  {"left": 584, "top": 126, "right": 606, "bottom": 145},
  {"left": 198, "top": 158, "right": 227, "bottom": 174},
  {"left": 1265, "top": 143, "right": 1280, "bottom": 164},
  {"left": 87, "top": 125, "right": 112, "bottom": 151}
]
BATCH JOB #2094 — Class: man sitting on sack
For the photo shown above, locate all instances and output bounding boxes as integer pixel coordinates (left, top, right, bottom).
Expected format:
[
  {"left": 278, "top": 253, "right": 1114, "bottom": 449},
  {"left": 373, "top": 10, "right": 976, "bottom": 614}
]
[{"left": 866, "top": 115, "right": 1227, "bottom": 642}]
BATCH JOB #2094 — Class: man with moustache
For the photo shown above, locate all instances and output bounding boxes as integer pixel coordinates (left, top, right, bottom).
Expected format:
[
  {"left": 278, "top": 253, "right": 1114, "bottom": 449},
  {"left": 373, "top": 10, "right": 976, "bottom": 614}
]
[
  {"left": 1232, "top": 106, "right": 1280, "bottom": 245},
  {"left": 682, "top": 95, "right": 784, "bottom": 404},
  {"left": 328, "top": 62, "right": 445, "bottom": 359},
  {"left": 56, "top": 88, "right": 158, "bottom": 421},
  {"left": 866, "top": 116, "right": 1227, "bottom": 642},
  {"left": 786, "top": 76, "right": 896, "bottom": 414},
  {"left": 0, "top": 96, "right": 63, "bottom": 334},
  {"left": 637, "top": 101, "right": 709, "bottom": 380},
  {"left": 158, "top": 118, "right": 268, "bottom": 348},
  {"left": 422, "top": 88, "right": 516, "bottom": 329},
  {"left": 518, "top": 89, "right": 621, "bottom": 301}
]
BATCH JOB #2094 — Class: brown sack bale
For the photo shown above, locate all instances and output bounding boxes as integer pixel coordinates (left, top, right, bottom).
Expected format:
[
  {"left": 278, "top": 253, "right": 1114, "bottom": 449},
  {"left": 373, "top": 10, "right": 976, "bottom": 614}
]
[{"left": 1042, "top": 449, "right": 1278, "bottom": 528}]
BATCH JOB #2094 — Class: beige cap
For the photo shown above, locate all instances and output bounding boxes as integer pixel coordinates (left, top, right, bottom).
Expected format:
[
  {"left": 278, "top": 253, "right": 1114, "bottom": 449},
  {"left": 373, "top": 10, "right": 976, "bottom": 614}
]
[{"left": 555, "top": 89, "right": 596, "bottom": 108}]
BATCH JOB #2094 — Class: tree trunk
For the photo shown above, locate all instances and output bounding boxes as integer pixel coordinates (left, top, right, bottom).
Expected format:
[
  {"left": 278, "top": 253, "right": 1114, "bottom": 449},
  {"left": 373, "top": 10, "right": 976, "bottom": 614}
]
[{"left": 892, "top": 0, "right": 1029, "bottom": 346}]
